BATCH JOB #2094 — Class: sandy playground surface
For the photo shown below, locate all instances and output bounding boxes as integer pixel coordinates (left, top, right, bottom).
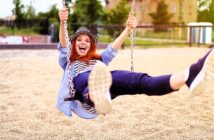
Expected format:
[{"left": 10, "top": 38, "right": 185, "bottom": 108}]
[{"left": 0, "top": 47, "right": 214, "bottom": 140}]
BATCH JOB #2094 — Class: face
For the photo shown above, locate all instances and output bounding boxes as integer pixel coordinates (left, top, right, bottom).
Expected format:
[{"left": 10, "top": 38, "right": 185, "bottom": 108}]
[{"left": 75, "top": 34, "right": 91, "bottom": 57}]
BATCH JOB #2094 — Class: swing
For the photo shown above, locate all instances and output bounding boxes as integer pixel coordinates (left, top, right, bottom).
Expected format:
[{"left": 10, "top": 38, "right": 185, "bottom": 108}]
[
  {"left": 62, "top": 0, "right": 136, "bottom": 99},
  {"left": 130, "top": 0, "right": 135, "bottom": 72}
]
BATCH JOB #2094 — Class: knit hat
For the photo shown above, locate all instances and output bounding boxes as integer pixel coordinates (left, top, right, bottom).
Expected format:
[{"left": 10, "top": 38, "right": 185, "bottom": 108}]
[{"left": 70, "top": 27, "right": 99, "bottom": 43}]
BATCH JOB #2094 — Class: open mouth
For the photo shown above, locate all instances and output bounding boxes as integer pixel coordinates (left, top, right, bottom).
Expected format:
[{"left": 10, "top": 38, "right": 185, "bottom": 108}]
[{"left": 79, "top": 45, "right": 87, "bottom": 53}]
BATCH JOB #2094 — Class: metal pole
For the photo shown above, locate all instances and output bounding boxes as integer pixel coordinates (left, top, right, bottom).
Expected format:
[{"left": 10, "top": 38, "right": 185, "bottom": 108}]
[
  {"left": 198, "top": 26, "right": 201, "bottom": 47},
  {"left": 189, "top": 26, "right": 192, "bottom": 47}
]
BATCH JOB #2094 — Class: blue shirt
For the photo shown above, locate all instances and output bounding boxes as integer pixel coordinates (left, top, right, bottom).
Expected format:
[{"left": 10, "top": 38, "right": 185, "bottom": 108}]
[{"left": 56, "top": 43, "right": 118, "bottom": 118}]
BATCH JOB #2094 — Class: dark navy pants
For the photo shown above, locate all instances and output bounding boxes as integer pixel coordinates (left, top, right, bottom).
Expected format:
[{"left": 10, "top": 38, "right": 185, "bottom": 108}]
[{"left": 73, "top": 70, "right": 175, "bottom": 102}]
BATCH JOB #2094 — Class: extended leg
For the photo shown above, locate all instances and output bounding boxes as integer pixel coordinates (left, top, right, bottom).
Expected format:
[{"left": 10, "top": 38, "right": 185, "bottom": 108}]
[{"left": 110, "top": 70, "right": 176, "bottom": 99}]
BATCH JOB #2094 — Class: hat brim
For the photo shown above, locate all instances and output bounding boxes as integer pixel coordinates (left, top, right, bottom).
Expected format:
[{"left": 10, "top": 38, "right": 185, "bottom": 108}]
[{"left": 69, "top": 31, "right": 99, "bottom": 43}]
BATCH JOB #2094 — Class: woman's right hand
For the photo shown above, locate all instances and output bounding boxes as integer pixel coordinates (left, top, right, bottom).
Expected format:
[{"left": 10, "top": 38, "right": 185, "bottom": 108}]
[
  {"left": 58, "top": 7, "right": 69, "bottom": 22},
  {"left": 58, "top": 7, "right": 69, "bottom": 48}
]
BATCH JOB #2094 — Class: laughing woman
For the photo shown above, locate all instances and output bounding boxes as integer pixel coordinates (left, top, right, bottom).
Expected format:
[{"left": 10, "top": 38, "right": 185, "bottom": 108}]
[{"left": 56, "top": 7, "right": 214, "bottom": 119}]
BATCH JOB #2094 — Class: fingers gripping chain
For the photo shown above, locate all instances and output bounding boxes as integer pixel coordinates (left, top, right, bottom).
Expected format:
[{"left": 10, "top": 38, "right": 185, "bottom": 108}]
[
  {"left": 62, "top": 0, "right": 76, "bottom": 99},
  {"left": 130, "top": 0, "right": 135, "bottom": 71}
]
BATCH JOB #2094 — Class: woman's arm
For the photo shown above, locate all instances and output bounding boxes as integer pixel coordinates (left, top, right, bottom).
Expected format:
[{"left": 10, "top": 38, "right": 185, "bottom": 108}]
[
  {"left": 58, "top": 7, "right": 69, "bottom": 48},
  {"left": 111, "top": 15, "right": 137, "bottom": 50}
]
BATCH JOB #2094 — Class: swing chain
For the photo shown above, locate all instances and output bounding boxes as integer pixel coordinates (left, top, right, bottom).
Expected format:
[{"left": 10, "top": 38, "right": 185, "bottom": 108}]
[
  {"left": 62, "top": 0, "right": 76, "bottom": 99},
  {"left": 130, "top": 0, "right": 135, "bottom": 71}
]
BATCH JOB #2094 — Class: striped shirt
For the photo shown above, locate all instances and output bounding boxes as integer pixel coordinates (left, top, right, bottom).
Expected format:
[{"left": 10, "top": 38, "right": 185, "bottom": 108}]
[{"left": 73, "top": 60, "right": 98, "bottom": 77}]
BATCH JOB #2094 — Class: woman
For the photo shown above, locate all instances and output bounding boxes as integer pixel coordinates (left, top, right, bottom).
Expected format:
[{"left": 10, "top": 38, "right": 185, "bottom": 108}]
[{"left": 56, "top": 7, "right": 214, "bottom": 119}]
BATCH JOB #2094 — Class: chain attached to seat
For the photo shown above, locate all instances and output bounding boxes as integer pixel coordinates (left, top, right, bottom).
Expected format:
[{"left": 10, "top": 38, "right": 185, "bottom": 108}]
[
  {"left": 130, "top": 0, "right": 135, "bottom": 72},
  {"left": 62, "top": 0, "right": 76, "bottom": 100}
]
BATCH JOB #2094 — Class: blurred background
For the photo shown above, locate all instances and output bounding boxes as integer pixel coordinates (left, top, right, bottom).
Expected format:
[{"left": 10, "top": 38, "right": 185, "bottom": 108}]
[
  {"left": 1, "top": 2, "right": 214, "bottom": 139},
  {"left": 0, "top": 0, "right": 213, "bottom": 48}
]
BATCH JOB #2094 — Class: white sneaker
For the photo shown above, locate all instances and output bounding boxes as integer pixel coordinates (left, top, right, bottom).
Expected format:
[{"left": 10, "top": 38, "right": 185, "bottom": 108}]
[
  {"left": 88, "top": 62, "right": 112, "bottom": 115},
  {"left": 190, "top": 49, "right": 214, "bottom": 95}
]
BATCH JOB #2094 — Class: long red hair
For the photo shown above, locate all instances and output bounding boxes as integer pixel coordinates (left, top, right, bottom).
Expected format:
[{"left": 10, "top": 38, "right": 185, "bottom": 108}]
[{"left": 70, "top": 37, "right": 101, "bottom": 64}]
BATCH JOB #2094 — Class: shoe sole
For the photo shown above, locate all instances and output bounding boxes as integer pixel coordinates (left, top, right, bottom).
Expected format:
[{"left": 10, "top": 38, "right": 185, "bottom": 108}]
[
  {"left": 88, "top": 62, "right": 112, "bottom": 115},
  {"left": 191, "top": 49, "right": 214, "bottom": 95}
]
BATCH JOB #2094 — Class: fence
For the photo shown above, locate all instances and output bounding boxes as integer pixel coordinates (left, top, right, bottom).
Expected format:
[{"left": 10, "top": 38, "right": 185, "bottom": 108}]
[
  {"left": 0, "top": 19, "right": 49, "bottom": 35},
  {"left": 96, "top": 24, "right": 213, "bottom": 47},
  {"left": 0, "top": 20, "right": 213, "bottom": 47}
]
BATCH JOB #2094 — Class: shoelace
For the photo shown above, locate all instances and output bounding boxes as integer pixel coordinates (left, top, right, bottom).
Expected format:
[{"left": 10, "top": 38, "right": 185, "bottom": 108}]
[{"left": 81, "top": 102, "right": 97, "bottom": 114}]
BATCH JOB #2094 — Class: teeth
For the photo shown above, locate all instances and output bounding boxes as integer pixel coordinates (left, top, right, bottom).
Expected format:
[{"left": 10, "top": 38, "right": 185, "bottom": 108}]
[
  {"left": 79, "top": 44, "right": 86, "bottom": 49},
  {"left": 79, "top": 47, "right": 86, "bottom": 49}
]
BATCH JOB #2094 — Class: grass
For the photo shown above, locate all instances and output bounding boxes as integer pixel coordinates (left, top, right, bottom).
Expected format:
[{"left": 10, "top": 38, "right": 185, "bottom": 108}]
[
  {"left": 1, "top": 25, "right": 213, "bottom": 47},
  {"left": 98, "top": 34, "right": 189, "bottom": 48},
  {"left": 99, "top": 28, "right": 214, "bottom": 48},
  {"left": 0, "top": 26, "right": 39, "bottom": 35},
  {"left": 142, "top": 29, "right": 188, "bottom": 40}
]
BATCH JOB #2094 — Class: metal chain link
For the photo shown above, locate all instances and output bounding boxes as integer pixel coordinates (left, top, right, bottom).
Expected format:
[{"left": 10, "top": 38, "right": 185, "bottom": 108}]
[
  {"left": 130, "top": 0, "right": 135, "bottom": 71},
  {"left": 62, "top": 0, "right": 76, "bottom": 99}
]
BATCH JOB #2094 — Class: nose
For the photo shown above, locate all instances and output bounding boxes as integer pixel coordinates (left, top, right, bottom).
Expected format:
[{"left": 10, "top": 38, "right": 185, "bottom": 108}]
[
  {"left": 80, "top": 42, "right": 86, "bottom": 46},
  {"left": 80, "top": 42, "right": 84, "bottom": 45}
]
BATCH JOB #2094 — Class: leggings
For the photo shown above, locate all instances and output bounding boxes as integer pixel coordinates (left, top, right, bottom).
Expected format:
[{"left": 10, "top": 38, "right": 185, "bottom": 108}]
[{"left": 73, "top": 70, "right": 175, "bottom": 103}]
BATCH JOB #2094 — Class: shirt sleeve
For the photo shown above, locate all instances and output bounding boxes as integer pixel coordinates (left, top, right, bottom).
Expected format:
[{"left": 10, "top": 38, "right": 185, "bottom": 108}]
[
  {"left": 57, "top": 43, "right": 70, "bottom": 70},
  {"left": 100, "top": 44, "right": 118, "bottom": 65}
]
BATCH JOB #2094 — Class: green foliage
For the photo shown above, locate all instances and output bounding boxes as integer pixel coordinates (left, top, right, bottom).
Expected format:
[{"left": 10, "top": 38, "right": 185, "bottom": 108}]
[
  {"left": 13, "top": 0, "right": 25, "bottom": 21},
  {"left": 149, "top": 0, "right": 173, "bottom": 28},
  {"left": 69, "top": 0, "right": 104, "bottom": 32},
  {"left": 197, "top": 0, "right": 212, "bottom": 11},
  {"left": 64, "top": 0, "right": 73, "bottom": 8},
  {"left": 37, "top": 4, "right": 59, "bottom": 20},
  {"left": 102, "top": 0, "right": 130, "bottom": 38},
  {"left": 36, "top": 4, "right": 59, "bottom": 40},
  {"left": 198, "top": 0, "right": 214, "bottom": 25},
  {"left": 48, "top": 18, "right": 59, "bottom": 42},
  {"left": 103, "top": 0, "right": 130, "bottom": 24},
  {"left": 0, "top": 26, "right": 38, "bottom": 35},
  {"left": 24, "top": 2, "right": 36, "bottom": 19}
]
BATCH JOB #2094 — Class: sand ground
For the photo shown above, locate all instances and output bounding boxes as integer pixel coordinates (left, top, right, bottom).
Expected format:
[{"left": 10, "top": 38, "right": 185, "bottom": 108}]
[{"left": 0, "top": 47, "right": 214, "bottom": 140}]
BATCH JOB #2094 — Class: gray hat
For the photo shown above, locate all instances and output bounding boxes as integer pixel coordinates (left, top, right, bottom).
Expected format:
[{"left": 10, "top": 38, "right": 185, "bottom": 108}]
[{"left": 70, "top": 27, "right": 99, "bottom": 43}]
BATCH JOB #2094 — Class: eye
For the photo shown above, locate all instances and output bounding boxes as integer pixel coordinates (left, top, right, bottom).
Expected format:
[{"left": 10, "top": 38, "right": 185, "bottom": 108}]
[{"left": 77, "top": 38, "right": 82, "bottom": 42}]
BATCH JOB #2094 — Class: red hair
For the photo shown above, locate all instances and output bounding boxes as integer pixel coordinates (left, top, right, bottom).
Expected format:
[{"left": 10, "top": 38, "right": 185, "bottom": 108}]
[{"left": 70, "top": 37, "right": 101, "bottom": 64}]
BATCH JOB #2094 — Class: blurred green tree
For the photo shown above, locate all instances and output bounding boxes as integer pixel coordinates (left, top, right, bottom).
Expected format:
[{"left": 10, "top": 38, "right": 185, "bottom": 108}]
[
  {"left": 13, "top": 0, "right": 25, "bottom": 21},
  {"left": 103, "top": 0, "right": 130, "bottom": 25},
  {"left": 102, "top": 0, "right": 130, "bottom": 38},
  {"left": 24, "top": 1, "right": 36, "bottom": 19},
  {"left": 37, "top": 4, "right": 58, "bottom": 20},
  {"left": 36, "top": 5, "right": 59, "bottom": 40},
  {"left": 198, "top": 0, "right": 214, "bottom": 25},
  {"left": 197, "top": 0, "right": 212, "bottom": 11},
  {"left": 149, "top": 0, "right": 173, "bottom": 31},
  {"left": 69, "top": 0, "right": 104, "bottom": 32}
]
